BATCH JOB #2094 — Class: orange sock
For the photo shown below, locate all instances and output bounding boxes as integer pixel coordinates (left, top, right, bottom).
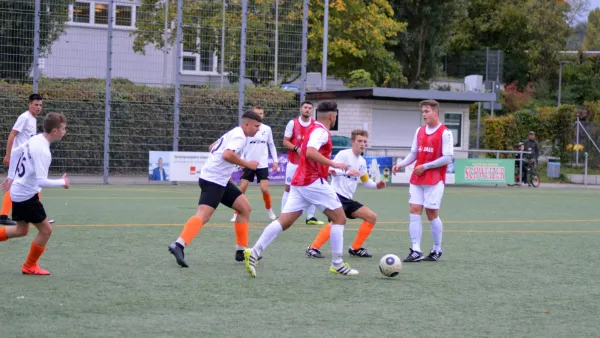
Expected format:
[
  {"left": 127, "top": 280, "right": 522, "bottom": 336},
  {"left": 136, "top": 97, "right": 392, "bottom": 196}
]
[
  {"left": 179, "top": 216, "right": 204, "bottom": 245},
  {"left": 234, "top": 223, "right": 248, "bottom": 248},
  {"left": 0, "top": 227, "right": 7, "bottom": 241},
  {"left": 1, "top": 191, "right": 11, "bottom": 216},
  {"left": 38, "top": 192, "right": 41, "bottom": 201},
  {"left": 24, "top": 242, "right": 46, "bottom": 268},
  {"left": 351, "top": 221, "right": 374, "bottom": 250},
  {"left": 310, "top": 223, "right": 331, "bottom": 250},
  {"left": 263, "top": 192, "right": 272, "bottom": 210}
]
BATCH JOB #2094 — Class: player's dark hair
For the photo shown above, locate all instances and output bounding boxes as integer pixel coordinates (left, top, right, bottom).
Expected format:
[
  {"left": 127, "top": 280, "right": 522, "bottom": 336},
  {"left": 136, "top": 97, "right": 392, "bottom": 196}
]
[
  {"left": 29, "top": 93, "right": 43, "bottom": 102},
  {"left": 351, "top": 129, "right": 369, "bottom": 140},
  {"left": 242, "top": 110, "right": 263, "bottom": 122},
  {"left": 300, "top": 101, "right": 313, "bottom": 107},
  {"left": 316, "top": 101, "right": 337, "bottom": 114},
  {"left": 43, "top": 112, "right": 66, "bottom": 133}
]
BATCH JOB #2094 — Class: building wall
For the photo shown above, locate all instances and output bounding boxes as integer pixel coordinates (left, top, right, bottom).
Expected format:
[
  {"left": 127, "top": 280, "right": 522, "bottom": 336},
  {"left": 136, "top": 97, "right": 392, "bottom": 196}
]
[{"left": 310, "top": 98, "right": 471, "bottom": 158}]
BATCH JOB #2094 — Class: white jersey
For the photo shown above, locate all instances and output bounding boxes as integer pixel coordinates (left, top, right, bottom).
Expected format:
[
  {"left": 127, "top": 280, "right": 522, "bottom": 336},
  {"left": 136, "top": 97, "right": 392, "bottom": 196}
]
[
  {"left": 9, "top": 134, "right": 53, "bottom": 202},
  {"left": 330, "top": 149, "right": 368, "bottom": 200},
  {"left": 12, "top": 111, "right": 37, "bottom": 150},
  {"left": 200, "top": 127, "right": 247, "bottom": 187},
  {"left": 242, "top": 124, "right": 277, "bottom": 169}
]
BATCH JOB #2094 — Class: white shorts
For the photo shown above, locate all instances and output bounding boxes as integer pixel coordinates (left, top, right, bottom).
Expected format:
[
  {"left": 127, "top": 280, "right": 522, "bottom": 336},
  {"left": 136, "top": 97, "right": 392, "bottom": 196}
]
[
  {"left": 283, "top": 179, "right": 342, "bottom": 213},
  {"left": 408, "top": 182, "right": 445, "bottom": 210},
  {"left": 285, "top": 162, "right": 298, "bottom": 186}
]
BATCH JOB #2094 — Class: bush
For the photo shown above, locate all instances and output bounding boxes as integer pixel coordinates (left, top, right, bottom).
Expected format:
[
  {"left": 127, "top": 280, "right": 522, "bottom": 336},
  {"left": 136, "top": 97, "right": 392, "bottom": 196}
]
[
  {"left": 483, "top": 105, "right": 576, "bottom": 162},
  {"left": 0, "top": 79, "right": 299, "bottom": 175}
]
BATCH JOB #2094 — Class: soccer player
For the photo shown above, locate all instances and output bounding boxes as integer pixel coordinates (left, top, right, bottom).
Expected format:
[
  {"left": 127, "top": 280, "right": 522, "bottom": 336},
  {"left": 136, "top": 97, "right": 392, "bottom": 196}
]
[
  {"left": 243, "top": 101, "right": 359, "bottom": 278},
  {"left": 305, "top": 129, "right": 386, "bottom": 259},
  {"left": 1, "top": 94, "right": 43, "bottom": 226},
  {"left": 282, "top": 101, "right": 325, "bottom": 225},
  {"left": 392, "top": 99, "right": 454, "bottom": 262},
  {"left": 0, "top": 112, "right": 69, "bottom": 275},
  {"left": 168, "top": 110, "right": 262, "bottom": 267},
  {"left": 230, "top": 106, "right": 278, "bottom": 222}
]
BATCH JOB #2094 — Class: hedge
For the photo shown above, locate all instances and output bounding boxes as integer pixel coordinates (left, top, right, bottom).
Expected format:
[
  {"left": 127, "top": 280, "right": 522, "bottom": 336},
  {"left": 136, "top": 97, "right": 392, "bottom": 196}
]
[
  {"left": 483, "top": 105, "right": 576, "bottom": 162},
  {"left": 0, "top": 79, "right": 300, "bottom": 175}
]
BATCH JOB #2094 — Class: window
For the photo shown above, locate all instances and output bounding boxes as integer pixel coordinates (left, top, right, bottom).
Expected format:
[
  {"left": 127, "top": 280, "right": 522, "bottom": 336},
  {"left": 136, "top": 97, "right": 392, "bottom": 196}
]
[
  {"left": 181, "top": 27, "right": 219, "bottom": 74},
  {"left": 94, "top": 3, "right": 109, "bottom": 25},
  {"left": 115, "top": 5, "right": 132, "bottom": 26},
  {"left": 72, "top": 2, "right": 90, "bottom": 23},
  {"left": 69, "top": 2, "right": 135, "bottom": 28},
  {"left": 444, "top": 113, "right": 462, "bottom": 147}
]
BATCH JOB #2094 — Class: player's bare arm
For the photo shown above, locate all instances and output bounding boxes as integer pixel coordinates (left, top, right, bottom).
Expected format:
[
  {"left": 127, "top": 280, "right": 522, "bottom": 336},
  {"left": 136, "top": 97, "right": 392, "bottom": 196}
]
[
  {"left": 3, "top": 130, "right": 19, "bottom": 165},
  {"left": 283, "top": 136, "right": 298, "bottom": 153},
  {"left": 306, "top": 147, "right": 348, "bottom": 171},
  {"left": 222, "top": 149, "right": 258, "bottom": 170}
]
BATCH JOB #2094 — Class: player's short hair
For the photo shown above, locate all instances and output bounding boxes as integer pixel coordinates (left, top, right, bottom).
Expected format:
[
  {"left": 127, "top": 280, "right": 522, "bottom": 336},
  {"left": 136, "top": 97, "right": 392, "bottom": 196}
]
[
  {"left": 29, "top": 93, "right": 43, "bottom": 102},
  {"left": 351, "top": 129, "right": 369, "bottom": 140},
  {"left": 316, "top": 101, "right": 337, "bottom": 114},
  {"left": 300, "top": 101, "right": 313, "bottom": 107},
  {"left": 251, "top": 105, "right": 264, "bottom": 112},
  {"left": 419, "top": 99, "right": 439, "bottom": 110},
  {"left": 242, "top": 110, "right": 263, "bottom": 122},
  {"left": 43, "top": 112, "right": 66, "bottom": 133}
]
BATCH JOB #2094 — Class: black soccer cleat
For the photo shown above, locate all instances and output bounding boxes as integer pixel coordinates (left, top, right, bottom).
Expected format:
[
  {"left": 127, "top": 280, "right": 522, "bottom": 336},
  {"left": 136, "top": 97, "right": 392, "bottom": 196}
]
[
  {"left": 236, "top": 249, "right": 262, "bottom": 262},
  {"left": 423, "top": 250, "right": 442, "bottom": 262},
  {"left": 305, "top": 247, "right": 325, "bottom": 258},
  {"left": 348, "top": 247, "right": 372, "bottom": 258},
  {"left": 403, "top": 248, "right": 425, "bottom": 262},
  {"left": 0, "top": 215, "right": 16, "bottom": 226},
  {"left": 168, "top": 243, "right": 188, "bottom": 268}
]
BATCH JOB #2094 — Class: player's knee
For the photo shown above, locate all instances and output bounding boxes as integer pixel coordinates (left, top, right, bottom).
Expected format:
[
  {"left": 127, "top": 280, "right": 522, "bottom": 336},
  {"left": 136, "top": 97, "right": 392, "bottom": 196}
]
[
  {"left": 425, "top": 209, "right": 438, "bottom": 220},
  {"left": 331, "top": 214, "right": 347, "bottom": 225},
  {"left": 14, "top": 225, "right": 29, "bottom": 237},
  {"left": 39, "top": 224, "right": 52, "bottom": 238},
  {"left": 366, "top": 212, "right": 377, "bottom": 224},
  {"left": 238, "top": 203, "right": 252, "bottom": 217},
  {"left": 284, "top": 185, "right": 290, "bottom": 192},
  {"left": 410, "top": 205, "right": 422, "bottom": 214}
]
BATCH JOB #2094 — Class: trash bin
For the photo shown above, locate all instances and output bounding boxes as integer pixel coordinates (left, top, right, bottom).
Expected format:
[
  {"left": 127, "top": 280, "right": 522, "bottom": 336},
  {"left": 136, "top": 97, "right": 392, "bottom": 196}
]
[{"left": 547, "top": 158, "right": 560, "bottom": 178}]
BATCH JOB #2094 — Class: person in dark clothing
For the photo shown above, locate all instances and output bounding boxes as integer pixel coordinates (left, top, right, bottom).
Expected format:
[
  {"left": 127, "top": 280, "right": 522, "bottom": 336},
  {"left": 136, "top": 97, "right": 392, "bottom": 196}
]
[{"left": 522, "top": 131, "right": 539, "bottom": 186}]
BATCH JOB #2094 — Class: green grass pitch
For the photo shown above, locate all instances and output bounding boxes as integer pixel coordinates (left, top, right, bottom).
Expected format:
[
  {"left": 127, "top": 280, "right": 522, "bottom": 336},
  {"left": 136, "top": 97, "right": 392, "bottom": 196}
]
[{"left": 1, "top": 184, "right": 600, "bottom": 337}]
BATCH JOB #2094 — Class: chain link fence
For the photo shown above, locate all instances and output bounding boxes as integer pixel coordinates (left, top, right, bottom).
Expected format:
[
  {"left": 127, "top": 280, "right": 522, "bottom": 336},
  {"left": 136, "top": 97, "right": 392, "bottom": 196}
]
[{"left": 0, "top": 0, "right": 307, "bottom": 182}]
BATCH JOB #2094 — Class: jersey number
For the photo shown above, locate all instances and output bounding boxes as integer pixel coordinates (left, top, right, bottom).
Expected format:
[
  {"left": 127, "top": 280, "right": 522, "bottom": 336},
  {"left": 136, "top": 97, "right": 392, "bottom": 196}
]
[
  {"left": 211, "top": 137, "right": 224, "bottom": 153},
  {"left": 14, "top": 153, "right": 26, "bottom": 178}
]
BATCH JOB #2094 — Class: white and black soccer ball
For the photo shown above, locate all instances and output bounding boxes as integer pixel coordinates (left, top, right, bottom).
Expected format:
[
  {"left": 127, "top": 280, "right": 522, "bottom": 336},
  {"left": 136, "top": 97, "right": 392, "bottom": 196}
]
[{"left": 379, "top": 254, "right": 402, "bottom": 277}]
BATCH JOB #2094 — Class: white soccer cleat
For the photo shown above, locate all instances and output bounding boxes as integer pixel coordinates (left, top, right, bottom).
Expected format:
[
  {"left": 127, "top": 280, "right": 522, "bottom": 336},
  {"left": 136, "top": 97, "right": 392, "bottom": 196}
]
[
  {"left": 267, "top": 209, "right": 277, "bottom": 221},
  {"left": 230, "top": 214, "right": 237, "bottom": 222},
  {"left": 329, "top": 262, "right": 359, "bottom": 276}
]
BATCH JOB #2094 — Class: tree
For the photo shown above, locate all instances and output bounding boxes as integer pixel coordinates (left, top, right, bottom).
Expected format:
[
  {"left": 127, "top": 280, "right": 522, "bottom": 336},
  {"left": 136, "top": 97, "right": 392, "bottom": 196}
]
[
  {"left": 389, "top": 0, "right": 462, "bottom": 88},
  {"left": 583, "top": 8, "right": 600, "bottom": 51},
  {"left": 449, "top": 0, "right": 571, "bottom": 84},
  {"left": 303, "top": 0, "right": 407, "bottom": 87},
  {"left": 0, "top": 1, "right": 71, "bottom": 82},
  {"left": 133, "top": 0, "right": 302, "bottom": 86}
]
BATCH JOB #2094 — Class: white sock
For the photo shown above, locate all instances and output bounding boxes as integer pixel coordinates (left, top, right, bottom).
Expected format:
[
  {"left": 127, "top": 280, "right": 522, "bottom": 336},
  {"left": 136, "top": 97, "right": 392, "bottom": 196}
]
[
  {"left": 176, "top": 237, "right": 186, "bottom": 247},
  {"left": 409, "top": 214, "right": 422, "bottom": 252},
  {"left": 306, "top": 204, "right": 316, "bottom": 219},
  {"left": 330, "top": 224, "right": 344, "bottom": 265},
  {"left": 430, "top": 217, "right": 443, "bottom": 252},
  {"left": 281, "top": 191, "right": 289, "bottom": 213},
  {"left": 252, "top": 220, "right": 283, "bottom": 257}
]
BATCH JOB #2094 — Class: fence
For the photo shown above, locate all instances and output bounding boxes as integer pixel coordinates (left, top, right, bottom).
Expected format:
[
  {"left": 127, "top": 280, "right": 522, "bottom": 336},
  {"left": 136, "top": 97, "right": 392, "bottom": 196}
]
[{"left": 0, "top": 0, "right": 308, "bottom": 182}]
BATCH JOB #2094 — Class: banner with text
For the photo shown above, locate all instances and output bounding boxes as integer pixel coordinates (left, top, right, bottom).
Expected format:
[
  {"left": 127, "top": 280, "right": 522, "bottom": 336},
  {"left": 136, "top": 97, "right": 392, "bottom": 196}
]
[
  {"left": 149, "top": 151, "right": 288, "bottom": 182},
  {"left": 454, "top": 159, "right": 515, "bottom": 184}
]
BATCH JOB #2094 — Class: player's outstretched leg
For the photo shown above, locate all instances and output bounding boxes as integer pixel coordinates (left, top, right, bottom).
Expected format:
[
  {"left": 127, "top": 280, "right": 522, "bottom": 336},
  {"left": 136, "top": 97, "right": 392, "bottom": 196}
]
[
  {"left": 305, "top": 222, "right": 329, "bottom": 258},
  {"left": 348, "top": 207, "right": 377, "bottom": 258},
  {"left": 244, "top": 219, "right": 283, "bottom": 277},
  {"left": 168, "top": 215, "right": 204, "bottom": 268},
  {"left": 328, "top": 223, "right": 358, "bottom": 276},
  {"left": 22, "top": 219, "right": 53, "bottom": 275}
]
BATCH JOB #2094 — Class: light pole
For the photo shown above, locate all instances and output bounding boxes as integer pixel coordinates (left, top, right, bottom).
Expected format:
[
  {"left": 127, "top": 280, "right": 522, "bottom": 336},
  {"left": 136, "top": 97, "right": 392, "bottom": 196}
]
[{"left": 558, "top": 61, "right": 568, "bottom": 107}]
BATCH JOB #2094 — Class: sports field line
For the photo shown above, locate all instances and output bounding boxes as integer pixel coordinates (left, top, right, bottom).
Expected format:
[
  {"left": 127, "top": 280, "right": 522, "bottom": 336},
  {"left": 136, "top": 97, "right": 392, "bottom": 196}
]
[{"left": 53, "top": 222, "right": 600, "bottom": 234}]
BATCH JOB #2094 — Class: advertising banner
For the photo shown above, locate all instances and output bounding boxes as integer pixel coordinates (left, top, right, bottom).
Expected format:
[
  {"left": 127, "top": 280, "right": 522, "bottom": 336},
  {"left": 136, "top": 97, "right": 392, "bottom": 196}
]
[
  {"left": 363, "top": 156, "right": 393, "bottom": 183},
  {"left": 454, "top": 159, "right": 515, "bottom": 184}
]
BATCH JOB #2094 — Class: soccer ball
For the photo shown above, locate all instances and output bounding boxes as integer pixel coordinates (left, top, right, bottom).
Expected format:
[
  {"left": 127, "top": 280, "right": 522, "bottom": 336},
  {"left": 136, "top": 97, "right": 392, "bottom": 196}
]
[{"left": 379, "top": 254, "right": 402, "bottom": 277}]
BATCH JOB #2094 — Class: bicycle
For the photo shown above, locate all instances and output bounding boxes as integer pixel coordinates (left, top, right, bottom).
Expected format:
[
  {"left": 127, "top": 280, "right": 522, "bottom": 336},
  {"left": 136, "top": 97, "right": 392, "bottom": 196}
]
[{"left": 509, "top": 160, "right": 540, "bottom": 187}]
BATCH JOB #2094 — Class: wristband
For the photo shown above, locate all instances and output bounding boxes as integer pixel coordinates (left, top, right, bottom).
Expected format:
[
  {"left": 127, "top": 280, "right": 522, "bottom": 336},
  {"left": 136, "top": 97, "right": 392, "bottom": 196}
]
[{"left": 294, "top": 146, "right": 299, "bottom": 153}]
